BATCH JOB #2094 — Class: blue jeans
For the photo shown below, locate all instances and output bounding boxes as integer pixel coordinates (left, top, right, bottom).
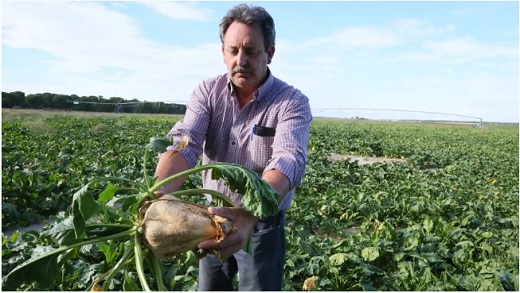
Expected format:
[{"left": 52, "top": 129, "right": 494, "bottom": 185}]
[{"left": 198, "top": 211, "right": 286, "bottom": 291}]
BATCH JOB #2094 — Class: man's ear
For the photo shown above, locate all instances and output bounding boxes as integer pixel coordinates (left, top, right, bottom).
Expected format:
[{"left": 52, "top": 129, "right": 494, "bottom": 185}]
[
  {"left": 222, "top": 46, "right": 225, "bottom": 62},
  {"left": 267, "top": 46, "right": 275, "bottom": 64}
]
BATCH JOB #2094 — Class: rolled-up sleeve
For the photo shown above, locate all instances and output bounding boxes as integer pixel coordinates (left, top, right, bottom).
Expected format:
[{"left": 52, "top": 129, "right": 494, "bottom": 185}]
[
  {"left": 166, "top": 81, "right": 212, "bottom": 168},
  {"left": 263, "top": 93, "right": 312, "bottom": 190}
]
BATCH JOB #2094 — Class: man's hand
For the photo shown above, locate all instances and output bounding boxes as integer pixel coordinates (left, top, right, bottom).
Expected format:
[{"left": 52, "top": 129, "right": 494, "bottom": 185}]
[{"left": 198, "top": 207, "right": 258, "bottom": 259}]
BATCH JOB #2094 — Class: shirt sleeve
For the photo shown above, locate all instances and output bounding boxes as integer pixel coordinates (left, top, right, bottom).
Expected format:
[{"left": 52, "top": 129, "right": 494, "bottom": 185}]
[
  {"left": 166, "top": 80, "right": 212, "bottom": 168},
  {"left": 263, "top": 92, "right": 312, "bottom": 190}
]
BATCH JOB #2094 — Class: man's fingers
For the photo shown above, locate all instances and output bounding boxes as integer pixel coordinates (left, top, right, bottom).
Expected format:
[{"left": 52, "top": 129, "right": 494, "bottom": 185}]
[
  {"left": 197, "top": 239, "right": 241, "bottom": 260},
  {"left": 199, "top": 207, "right": 255, "bottom": 258},
  {"left": 207, "top": 206, "right": 237, "bottom": 222},
  {"left": 198, "top": 228, "right": 241, "bottom": 250},
  {"left": 198, "top": 238, "right": 219, "bottom": 250},
  {"left": 214, "top": 243, "right": 243, "bottom": 260}
]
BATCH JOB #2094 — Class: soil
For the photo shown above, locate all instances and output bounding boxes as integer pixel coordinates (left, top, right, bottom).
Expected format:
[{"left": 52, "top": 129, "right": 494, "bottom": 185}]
[
  {"left": 328, "top": 153, "right": 407, "bottom": 165},
  {"left": 2, "top": 218, "right": 55, "bottom": 238}
]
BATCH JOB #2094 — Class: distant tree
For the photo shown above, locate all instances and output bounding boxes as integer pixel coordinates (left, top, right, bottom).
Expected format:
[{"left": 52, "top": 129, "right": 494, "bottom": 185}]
[
  {"left": 109, "top": 97, "right": 123, "bottom": 103},
  {"left": 10, "top": 91, "right": 27, "bottom": 108},
  {"left": 5, "top": 90, "right": 186, "bottom": 114},
  {"left": 26, "top": 93, "right": 46, "bottom": 108},
  {"left": 41, "top": 92, "right": 55, "bottom": 108},
  {"left": 174, "top": 104, "right": 187, "bottom": 114},
  {"left": 72, "top": 95, "right": 99, "bottom": 111},
  {"left": 2, "top": 92, "right": 13, "bottom": 108},
  {"left": 155, "top": 102, "right": 170, "bottom": 114},
  {"left": 121, "top": 99, "right": 140, "bottom": 113},
  {"left": 88, "top": 95, "right": 100, "bottom": 101},
  {"left": 136, "top": 101, "right": 156, "bottom": 113},
  {"left": 95, "top": 96, "right": 113, "bottom": 112},
  {"left": 52, "top": 94, "right": 71, "bottom": 109},
  {"left": 1, "top": 91, "right": 27, "bottom": 108}
]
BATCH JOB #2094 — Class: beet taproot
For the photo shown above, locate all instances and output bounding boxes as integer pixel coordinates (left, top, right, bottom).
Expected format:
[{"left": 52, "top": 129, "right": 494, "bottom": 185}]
[{"left": 139, "top": 195, "right": 235, "bottom": 258}]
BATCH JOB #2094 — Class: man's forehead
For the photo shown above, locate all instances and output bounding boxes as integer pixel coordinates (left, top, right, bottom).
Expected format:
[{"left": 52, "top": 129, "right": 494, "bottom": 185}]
[
  {"left": 224, "top": 38, "right": 260, "bottom": 48},
  {"left": 224, "top": 35, "right": 263, "bottom": 49},
  {"left": 225, "top": 22, "right": 263, "bottom": 38}
]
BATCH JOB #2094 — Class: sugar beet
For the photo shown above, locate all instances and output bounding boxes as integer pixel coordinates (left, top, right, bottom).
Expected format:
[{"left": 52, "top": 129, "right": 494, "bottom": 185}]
[{"left": 139, "top": 195, "right": 235, "bottom": 258}]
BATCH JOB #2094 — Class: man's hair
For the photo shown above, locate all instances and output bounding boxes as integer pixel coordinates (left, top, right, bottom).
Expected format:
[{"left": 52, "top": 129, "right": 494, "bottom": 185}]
[{"left": 219, "top": 3, "right": 276, "bottom": 51}]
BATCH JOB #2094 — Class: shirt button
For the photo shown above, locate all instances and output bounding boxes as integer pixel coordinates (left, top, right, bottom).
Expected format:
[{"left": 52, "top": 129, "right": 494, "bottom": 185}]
[{"left": 232, "top": 141, "right": 236, "bottom": 145}]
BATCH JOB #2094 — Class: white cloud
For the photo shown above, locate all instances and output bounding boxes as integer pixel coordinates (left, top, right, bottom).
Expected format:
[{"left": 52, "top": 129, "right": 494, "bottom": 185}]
[
  {"left": 450, "top": 7, "right": 476, "bottom": 17},
  {"left": 335, "top": 26, "right": 402, "bottom": 50},
  {"left": 2, "top": 1, "right": 224, "bottom": 100},
  {"left": 2, "top": 2, "right": 517, "bottom": 122},
  {"left": 290, "top": 17, "right": 517, "bottom": 68},
  {"left": 296, "top": 25, "right": 401, "bottom": 51},
  {"left": 422, "top": 37, "right": 518, "bottom": 61},
  {"left": 138, "top": 1, "right": 213, "bottom": 22},
  {"left": 3, "top": 2, "right": 148, "bottom": 72},
  {"left": 385, "top": 36, "right": 518, "bottom": 65},
  {"left": 393, "top": 18, "right": 456, "bottom": 38},
  {"left": 273, "top": 32, "right": 518, "bottom": 122},
  {"left": 293, "top": 19, "right": 456, "bottom": 53}
]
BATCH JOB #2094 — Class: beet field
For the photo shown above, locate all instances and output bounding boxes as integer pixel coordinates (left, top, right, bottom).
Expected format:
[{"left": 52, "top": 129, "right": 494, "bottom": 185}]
[{"left": 2, "top": 109, "right": 518, "bottom": 291}]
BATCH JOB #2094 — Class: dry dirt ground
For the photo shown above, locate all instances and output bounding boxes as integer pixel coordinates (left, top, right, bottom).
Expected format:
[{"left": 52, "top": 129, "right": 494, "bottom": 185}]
[
  {"left": 328, "top": 153, "right": 407, "bottom": 165},
  {"left": 3, "top": 220, "right": 55, "bottom": 238}
]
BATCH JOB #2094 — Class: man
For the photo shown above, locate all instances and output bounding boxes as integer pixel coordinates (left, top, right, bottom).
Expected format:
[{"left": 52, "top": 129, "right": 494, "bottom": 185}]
[{"left": 153, "top": 3, "right": 312, "bottom": 291}]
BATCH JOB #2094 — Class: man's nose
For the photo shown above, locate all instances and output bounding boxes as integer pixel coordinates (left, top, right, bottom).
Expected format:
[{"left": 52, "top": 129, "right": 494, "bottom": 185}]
[{"left": 236, "top": 50, "right": 247, "bottom": 66}]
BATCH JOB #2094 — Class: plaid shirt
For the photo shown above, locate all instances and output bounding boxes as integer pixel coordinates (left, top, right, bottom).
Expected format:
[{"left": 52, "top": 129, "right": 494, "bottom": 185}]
[{"left": 166, "top": 70, "right": 312, "bottom": 211}]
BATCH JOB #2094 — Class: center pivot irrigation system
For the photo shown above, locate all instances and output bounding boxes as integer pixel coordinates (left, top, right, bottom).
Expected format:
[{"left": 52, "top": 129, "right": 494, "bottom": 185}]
[
  {"left": 69, "top": 100, "right": 188, "bottom": 113},
  {"left": 312, "top": 107, "right": 484, "bottom": 128}
]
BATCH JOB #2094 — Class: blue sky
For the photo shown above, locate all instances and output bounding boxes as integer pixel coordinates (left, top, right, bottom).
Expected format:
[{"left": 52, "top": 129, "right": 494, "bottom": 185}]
[{"left": 2, "top": 1, "right": 519, "bottom": 122}]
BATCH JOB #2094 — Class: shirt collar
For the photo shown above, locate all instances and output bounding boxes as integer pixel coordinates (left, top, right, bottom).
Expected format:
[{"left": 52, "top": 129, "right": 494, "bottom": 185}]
[{"left": 227, "top": 67, "right": 273, "bottom": 102}]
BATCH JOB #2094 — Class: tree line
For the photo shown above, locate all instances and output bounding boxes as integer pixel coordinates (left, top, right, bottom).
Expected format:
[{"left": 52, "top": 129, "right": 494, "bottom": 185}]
[{"left": 2, "top": 91, "right": 187, "bottom": 114}]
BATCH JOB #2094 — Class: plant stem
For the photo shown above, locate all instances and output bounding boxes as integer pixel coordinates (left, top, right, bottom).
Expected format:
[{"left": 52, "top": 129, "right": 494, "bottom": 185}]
[
  {"left": 67, "top": 227, "right": 137, "bottom": 250},
  {"left": 134, "top": 233, "right": 151, "bottom": 291},
  {"left": 6, "top": 227, "right": 138, "bottom": 283},
  {"left": 172, "top": 189, "right": 236, "bottom": 207},
  {"left": 90, "top": 241, "right": 135, "bottom": 290},
  {"left": 136, "top": 192, "right": 154, "bottom": 209},
  {"left": 94, "top": 176, "right": 149, "bottom": 192},
  {"left": 86, "top": 223, "right": 134, "bottom": 230},
  {"left": 148, "top": 253, "right": 167, "bottom": 291},
  {"left": 144, "top": 145, "right": 151, "bottom": 190},
  {"left": 91, "top": 269, "right": 111, "bottom": 291},
  {"left": 100, "top": 241, "right": 136, "bottom": 291},
  {"left": 148, "top": 164, "right": 218, "bottom": 194}
]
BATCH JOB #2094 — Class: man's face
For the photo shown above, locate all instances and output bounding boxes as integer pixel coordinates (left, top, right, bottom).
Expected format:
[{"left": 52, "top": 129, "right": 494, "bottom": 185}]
[{"left": 222, "top": 21, "right": 275, "bottom": 94}]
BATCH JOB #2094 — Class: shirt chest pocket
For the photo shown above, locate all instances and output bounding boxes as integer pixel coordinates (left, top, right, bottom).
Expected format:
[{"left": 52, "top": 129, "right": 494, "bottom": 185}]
[{"left": 251, "top": 134, "right": 275, "bottom": 173}]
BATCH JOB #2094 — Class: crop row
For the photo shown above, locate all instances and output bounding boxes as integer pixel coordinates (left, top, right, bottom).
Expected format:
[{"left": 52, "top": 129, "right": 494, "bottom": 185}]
[{"left": 2, "top": 111, "right": 518, "bottom": 290}]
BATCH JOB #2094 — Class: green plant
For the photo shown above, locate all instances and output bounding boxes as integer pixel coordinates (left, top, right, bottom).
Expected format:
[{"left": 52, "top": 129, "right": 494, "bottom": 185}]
[{"left": 3, "top": 136, "right": 279, "bottom": 291}]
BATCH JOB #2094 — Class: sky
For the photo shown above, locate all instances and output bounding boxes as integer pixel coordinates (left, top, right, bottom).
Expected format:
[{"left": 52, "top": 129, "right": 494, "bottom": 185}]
[{"left": 2, "top": 1, "right": 519, "bottom": 123}]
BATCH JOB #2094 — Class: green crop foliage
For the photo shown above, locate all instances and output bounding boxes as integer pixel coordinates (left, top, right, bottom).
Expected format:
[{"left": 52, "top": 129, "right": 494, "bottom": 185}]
[{"left": 2, "top": 111, "right": 518, "bottom": 291}]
